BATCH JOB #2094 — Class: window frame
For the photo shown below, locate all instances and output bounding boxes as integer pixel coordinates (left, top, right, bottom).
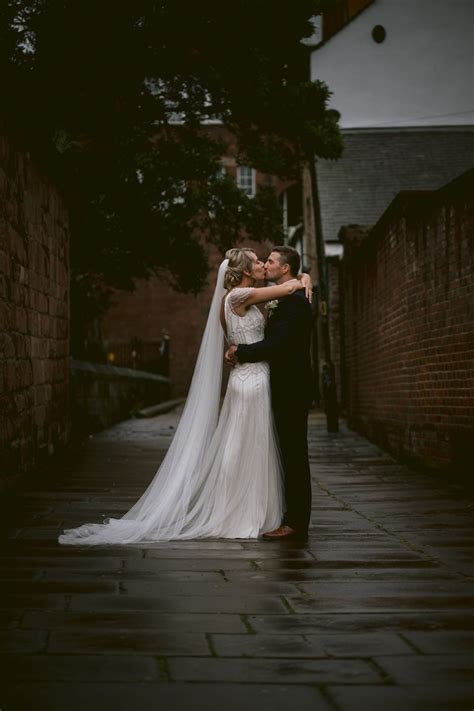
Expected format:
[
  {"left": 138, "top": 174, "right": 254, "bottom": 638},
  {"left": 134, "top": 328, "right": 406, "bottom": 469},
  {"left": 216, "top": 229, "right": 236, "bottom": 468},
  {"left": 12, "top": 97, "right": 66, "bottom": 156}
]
[{"left": 236, "top": 165, "right": 256, "bottom": 198}]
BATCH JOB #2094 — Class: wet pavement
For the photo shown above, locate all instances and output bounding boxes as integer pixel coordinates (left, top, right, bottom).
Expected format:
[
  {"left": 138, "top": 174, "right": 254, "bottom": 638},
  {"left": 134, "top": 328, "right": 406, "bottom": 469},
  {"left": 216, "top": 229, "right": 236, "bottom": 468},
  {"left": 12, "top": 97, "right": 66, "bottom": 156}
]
[{"left": 0, "top": 408, "right": 473, "bottom": 710}]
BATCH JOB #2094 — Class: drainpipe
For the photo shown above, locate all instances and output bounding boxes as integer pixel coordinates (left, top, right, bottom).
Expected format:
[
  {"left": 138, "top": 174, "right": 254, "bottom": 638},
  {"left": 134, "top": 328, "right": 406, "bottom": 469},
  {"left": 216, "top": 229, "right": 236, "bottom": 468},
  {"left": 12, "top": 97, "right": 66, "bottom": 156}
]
[
  {"left": 308, "top": 158, "right": 339, "bottom": 433},
  {"left": 282, "top": 189, "right": 289, "bottom": 244}
]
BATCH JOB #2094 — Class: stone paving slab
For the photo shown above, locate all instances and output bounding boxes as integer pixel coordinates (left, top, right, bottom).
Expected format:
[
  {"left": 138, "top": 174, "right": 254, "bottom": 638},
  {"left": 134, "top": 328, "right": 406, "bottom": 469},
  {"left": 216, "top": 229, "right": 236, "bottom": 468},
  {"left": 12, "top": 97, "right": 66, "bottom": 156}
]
[
  {"left": 2, "top": 580, "right": 120, "bottom": 594},
  {"left": 122, "top": 556, "right": 258, "bottom": 571},
  {"left": 224, "top": 566, "right": 461, "bottom": 582},
  {"left": 20, "top": 610, "right": 248, "bottom": 633},
  {"left": 1, "top": 411, "right": 473, "bottom": 710},
  {"left": 0, "top": 543, "right": 145, "bottom": 557},
  {"left": 285, "top": 596, "right": 474, "bottom": 614},
  {"left": 0, "top": 611, "right": 22, "bottom": 630},
  {"left": 142, "top": 547, "right": 314, "bottom": 559},
  {"left": 68, "top": 593, "right": 291, "bottom": 614},
  {"left": 42, "top": 568, "right": 226, "bottom": 582},
  {"left": 0, "top": 595, "right": 68, "bottom": 610},
  {"left": 401, "top": 630, "right": 474, "bottom": 654},
  {"left": 166, "top": 656, "right": 382, "bottom": 684},
  {"left": 0, "top": 555, "right": 126, "bottom": 570},
  {"left": 0, "top": 630, "right": 48, "bottom": 653},
  {"left": 0, "top": 653, "right": 164, "bottom": 682},
  {"left": 0, "top": 683, "right": 332, "bottom": 711},
  {"left": 210, "top": 631, "right": 413, "bottom": 657},
  {"left": 248, "top": 611, "right": 474, "bottom": 634},
  {"left": 119, "top": 580, "right": 300, "bottom": 595},
  {"left": 370, "top": 654, "right": 474, "bottom": 685},
  {"left": 327, "top": 684, "right": 474, "bottom": 711},
  {"left": 46, "top": 629, "right": 211, "bottom": 655}
]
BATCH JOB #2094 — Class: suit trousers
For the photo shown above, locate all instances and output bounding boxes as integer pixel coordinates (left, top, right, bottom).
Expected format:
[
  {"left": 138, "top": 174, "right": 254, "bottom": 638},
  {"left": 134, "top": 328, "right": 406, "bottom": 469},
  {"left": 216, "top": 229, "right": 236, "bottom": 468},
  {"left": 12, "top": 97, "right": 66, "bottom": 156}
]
[{"left": 272, "top": 399, "right": 312, "bottom": 534}]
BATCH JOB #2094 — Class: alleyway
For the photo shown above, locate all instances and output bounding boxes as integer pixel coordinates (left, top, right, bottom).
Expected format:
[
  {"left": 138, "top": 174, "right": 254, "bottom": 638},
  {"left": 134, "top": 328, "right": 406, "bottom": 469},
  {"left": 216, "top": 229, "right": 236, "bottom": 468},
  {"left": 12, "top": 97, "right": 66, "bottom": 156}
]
[{"left": 1, "top": 408, "right": 473, "bottom": 711}]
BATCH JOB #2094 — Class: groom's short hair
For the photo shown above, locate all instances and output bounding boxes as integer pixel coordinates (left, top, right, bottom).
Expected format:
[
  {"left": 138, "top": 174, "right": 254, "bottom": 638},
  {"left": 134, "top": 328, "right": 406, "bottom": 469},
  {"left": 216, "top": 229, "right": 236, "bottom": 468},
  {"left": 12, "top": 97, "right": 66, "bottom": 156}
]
[{"left": 272, "top": 245, "right": 300, "bottom": 277}]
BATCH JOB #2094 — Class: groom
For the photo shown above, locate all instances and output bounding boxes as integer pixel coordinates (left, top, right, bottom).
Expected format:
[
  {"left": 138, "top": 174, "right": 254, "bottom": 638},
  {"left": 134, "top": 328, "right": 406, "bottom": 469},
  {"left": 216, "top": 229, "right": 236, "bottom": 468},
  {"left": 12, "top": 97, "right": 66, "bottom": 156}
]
[{"left": 225, "top": 246, "right": 313, "bottom": 541}]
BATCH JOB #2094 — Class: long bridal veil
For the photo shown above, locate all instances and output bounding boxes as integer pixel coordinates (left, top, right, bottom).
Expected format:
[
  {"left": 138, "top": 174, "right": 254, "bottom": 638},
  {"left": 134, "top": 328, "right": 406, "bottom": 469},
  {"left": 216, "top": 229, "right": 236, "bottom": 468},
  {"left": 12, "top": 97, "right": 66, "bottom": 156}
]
[{"left": 59, "top": 259, "right": 229, "bottom": 545}]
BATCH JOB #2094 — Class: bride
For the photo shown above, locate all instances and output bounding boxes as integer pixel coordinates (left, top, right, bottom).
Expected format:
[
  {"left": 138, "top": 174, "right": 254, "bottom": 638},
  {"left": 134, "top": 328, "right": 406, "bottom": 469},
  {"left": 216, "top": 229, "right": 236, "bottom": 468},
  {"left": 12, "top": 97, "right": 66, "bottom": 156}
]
[{"left": 59, "top": 248, "right": 311, "bottom": 545}]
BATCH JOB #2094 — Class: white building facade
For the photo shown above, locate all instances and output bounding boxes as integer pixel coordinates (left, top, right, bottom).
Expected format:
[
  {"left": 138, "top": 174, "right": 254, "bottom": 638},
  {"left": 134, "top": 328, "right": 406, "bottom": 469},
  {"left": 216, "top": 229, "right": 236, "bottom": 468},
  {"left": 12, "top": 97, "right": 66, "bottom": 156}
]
[{"left": 311, "top": 0, "right": 474, "bottom": 129}]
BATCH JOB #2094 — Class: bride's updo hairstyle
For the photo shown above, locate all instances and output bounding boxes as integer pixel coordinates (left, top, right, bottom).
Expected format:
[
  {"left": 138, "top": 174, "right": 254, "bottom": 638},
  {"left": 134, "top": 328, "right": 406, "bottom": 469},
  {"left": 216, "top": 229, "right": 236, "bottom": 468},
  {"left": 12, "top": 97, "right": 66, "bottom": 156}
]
[{"left": 224, "top": 248, "right": 256, "bottom": 290}]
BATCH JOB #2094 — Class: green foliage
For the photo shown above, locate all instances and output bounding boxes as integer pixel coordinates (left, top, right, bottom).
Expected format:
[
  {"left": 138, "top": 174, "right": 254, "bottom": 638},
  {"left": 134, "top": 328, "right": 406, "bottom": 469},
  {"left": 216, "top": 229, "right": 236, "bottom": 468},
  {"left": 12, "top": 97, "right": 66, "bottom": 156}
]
[{"left": 1, "top": 0, "right": 342, "bottom": 304}]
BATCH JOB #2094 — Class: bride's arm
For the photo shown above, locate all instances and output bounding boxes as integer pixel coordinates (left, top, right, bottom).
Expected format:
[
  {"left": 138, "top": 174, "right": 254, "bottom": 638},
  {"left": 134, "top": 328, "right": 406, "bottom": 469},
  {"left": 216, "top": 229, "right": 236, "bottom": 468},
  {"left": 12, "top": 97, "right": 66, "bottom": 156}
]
[
  {"left": 244, "top": 276, "right": 311, "bottom": 307},
  {"left": 298, "top": 273, "right": 313, "bottom": 301}
]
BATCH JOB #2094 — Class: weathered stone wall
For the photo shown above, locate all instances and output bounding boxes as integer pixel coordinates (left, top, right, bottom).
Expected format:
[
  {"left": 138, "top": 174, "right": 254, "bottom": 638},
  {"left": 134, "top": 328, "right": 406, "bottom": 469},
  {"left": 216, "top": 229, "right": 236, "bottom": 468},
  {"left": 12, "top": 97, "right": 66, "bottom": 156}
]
[
  {"left": 0, "top": 131, "right": 70, "bottom": 487},
  {"left": 341, "top": 170, "right": 474, "bottom": 475},
  {"left": 70, "top": 360, "right": 170, "bottom": 436}
]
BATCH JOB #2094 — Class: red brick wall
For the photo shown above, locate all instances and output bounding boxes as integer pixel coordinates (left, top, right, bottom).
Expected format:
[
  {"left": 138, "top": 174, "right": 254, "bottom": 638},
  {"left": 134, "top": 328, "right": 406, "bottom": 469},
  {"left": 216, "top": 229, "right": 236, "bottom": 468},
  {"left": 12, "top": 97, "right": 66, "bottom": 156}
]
[
  {"left": 323, "top": 0, "right": 373, "bottom": 41},
  {"left": 341, "top": 170, "right": 473, "bottom": 473},
  {"left": 101, "top": 250, "right": 222, "bottom": 396},
  {"left": 0, "top": 131, "right": 70, "bottom": 483}
]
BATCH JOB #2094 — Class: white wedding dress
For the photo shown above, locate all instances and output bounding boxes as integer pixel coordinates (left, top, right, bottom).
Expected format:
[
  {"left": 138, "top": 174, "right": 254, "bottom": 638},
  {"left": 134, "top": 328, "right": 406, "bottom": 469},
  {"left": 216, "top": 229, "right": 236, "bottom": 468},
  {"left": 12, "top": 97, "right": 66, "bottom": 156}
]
[{"left": 59, "top": 264, "right": 284, "bottom": 545}]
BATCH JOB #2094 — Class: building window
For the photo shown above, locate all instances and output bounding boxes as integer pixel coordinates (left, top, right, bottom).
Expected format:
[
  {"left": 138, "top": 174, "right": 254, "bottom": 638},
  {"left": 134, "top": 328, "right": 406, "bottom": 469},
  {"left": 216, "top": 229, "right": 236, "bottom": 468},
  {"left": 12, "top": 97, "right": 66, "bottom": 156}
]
[{"left": 237, "top": 166, "right": 256, "bottom": 198}]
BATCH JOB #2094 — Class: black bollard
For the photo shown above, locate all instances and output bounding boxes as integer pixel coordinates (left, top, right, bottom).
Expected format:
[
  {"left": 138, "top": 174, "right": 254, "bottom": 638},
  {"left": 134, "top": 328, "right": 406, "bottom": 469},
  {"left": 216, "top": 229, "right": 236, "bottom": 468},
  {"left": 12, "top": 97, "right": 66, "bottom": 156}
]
[{"left": 322, "top": 361, "right": 339, "bottom": 433}]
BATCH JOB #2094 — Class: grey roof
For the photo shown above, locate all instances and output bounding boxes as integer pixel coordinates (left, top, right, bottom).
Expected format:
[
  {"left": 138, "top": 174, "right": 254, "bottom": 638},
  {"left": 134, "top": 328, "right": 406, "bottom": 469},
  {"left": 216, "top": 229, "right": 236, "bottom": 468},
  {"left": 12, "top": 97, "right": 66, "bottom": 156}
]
[{"left": 316, "top": 128, "right": 474, "bottom": 242}]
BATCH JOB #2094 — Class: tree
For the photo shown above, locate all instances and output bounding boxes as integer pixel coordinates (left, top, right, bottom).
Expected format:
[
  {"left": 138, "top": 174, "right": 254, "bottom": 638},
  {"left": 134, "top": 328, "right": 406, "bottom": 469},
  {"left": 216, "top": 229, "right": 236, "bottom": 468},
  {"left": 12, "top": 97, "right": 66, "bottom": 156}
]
[{"left": 0, "top": 1, "right": 342, "bottom": 310}]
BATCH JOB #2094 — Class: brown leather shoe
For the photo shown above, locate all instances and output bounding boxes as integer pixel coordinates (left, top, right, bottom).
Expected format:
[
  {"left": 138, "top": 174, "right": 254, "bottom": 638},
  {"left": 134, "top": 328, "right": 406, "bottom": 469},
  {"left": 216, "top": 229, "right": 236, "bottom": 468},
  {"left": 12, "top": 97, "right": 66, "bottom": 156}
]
[{"left": 262, "top": 525, "right": 298, "bottom": 540}]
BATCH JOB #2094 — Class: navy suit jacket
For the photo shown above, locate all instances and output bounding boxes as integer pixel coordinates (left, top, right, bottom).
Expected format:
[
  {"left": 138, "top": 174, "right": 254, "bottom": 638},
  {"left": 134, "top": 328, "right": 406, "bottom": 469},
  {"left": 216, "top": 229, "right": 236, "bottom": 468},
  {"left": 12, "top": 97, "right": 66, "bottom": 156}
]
[{"left": 236, "top": 291, "right": 313, "bottom": 408}]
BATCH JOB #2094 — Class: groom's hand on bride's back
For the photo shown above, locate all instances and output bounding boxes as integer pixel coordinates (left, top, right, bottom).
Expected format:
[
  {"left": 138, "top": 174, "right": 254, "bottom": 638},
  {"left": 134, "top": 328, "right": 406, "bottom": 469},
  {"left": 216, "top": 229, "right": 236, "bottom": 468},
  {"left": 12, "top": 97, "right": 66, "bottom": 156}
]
[{"left": 225, "top": 345, "right": 238, "bottom": 365}]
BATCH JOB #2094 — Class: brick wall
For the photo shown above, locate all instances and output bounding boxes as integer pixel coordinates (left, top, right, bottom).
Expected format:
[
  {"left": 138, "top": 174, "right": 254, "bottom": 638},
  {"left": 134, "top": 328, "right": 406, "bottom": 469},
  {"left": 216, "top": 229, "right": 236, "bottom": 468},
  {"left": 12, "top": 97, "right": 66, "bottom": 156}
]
[
  {"left": 341, "top": 170, "right": 473, "bottom": 474},
  {"left": 0, "top": 131, "right": 70, "bottom": 486},
  {"left": 101, "top": 252, "right": 222, "bottom": 396}
]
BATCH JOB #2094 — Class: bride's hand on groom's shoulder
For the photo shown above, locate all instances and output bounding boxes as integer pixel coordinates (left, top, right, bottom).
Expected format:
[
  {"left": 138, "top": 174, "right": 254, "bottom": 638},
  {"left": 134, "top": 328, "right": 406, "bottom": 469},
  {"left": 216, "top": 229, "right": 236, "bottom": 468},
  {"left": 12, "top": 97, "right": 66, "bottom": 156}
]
[
  {"left": 225, "top": 345, "right": 238, "bottom": 365},
  {"left": 299, "top": 273, "right": 313, "bottom": 303}
]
